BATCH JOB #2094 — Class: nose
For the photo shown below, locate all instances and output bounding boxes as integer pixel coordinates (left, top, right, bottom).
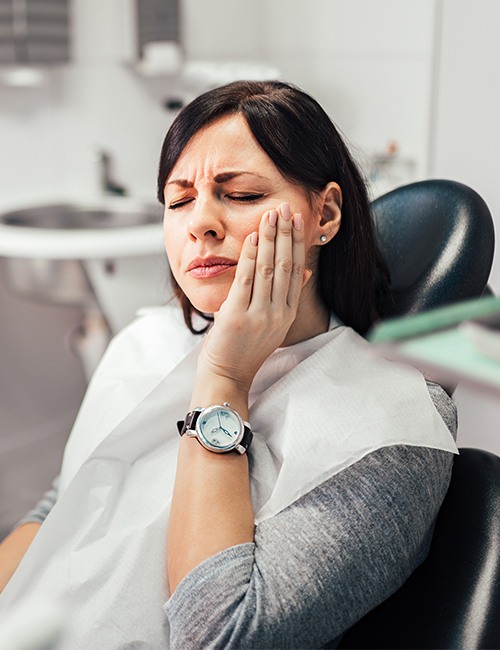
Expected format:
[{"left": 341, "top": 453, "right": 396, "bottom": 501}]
[{"left": 187, "top": 196, "right": 225, "bottom": 241}]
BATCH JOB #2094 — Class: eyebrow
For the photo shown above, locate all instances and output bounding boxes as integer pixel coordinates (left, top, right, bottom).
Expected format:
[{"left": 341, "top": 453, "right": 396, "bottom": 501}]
[{"left": 166, "top": 171, "right": 267, "bottom": 187}]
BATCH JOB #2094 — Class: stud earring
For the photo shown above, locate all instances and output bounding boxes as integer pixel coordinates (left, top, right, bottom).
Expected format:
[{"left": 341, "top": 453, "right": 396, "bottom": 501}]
[{"left": 320, "top": 235, "right": 328, "bottom": 243}]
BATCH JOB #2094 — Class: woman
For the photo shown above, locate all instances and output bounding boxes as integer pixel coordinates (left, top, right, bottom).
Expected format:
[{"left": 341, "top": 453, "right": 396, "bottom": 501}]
[{"left": 0, "top": 81, "right": 457, "bottom": 649}]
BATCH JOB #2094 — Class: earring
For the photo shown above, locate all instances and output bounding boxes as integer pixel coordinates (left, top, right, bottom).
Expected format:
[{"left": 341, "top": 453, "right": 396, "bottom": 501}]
[{"left": 320, "top": 235, "right": 328, "bottom": 243}]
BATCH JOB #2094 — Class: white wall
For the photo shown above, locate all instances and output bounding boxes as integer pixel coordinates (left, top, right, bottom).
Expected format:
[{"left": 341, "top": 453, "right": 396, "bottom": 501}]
[
  {"left": 264, "top": 0, "right": 436, "bottom": 180},
  {"left": 433, "top": 0, "right": 500, "bottom": 292},
  {"left": 0, "top": 0, "right": 437, "bottom": 203},
  {"left": 183, "top": 0, "right": 436, "bottom": 184}
]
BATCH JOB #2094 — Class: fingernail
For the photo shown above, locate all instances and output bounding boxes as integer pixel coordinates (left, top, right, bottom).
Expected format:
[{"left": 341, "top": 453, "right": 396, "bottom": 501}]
[
  {"left": 302, "top": 269, "right": 312, "bottom": 288},
  {"left": 269, "top": 209, "right": 278, "bottom": 227},
  {"left": 303, "top": 268, "right": 313, "bottom": 286},
  {"left": 281, "top": 203, "right": 291, "bottom": 221},
  {"left": 293, "top": 213, "right": 303, "bottom": 230},
  {"left": 250, "top": 231, "right": 258, "bottom": 246}
]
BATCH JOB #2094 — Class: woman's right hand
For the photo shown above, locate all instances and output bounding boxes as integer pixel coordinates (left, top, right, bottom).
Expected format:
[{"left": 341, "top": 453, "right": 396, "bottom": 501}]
[
  {"left": 194, "top": 202, "right": 310, "bottom": 398},
  {"left": 169, "top": 204, "right": 309, "bottom": 591}
]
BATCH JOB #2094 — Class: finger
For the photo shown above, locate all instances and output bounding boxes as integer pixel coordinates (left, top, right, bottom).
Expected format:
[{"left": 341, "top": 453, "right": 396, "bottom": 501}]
[
  {"left": 286, "top": 213, "right": 307, "bottom": 308},
  {"left": 221, "top": 229, "right": 258, "bottom": 312},
  {"left": 270, "top": 202, "right": 293, "bottom": 303},
  {"left": 271, "top": 205, "right": 302, "bottom": 306},
  {"left": 251, "top": 208, "right": 279, "bottom": 305}
]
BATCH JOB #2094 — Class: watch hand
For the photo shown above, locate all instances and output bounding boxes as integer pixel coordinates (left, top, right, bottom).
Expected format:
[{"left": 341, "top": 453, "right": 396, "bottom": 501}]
[{"left": 216, "top": 411, "right": 232, "bottom": 437}]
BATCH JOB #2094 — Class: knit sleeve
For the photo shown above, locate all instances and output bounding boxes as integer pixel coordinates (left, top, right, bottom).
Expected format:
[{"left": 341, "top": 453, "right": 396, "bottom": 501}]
[
  {"left": 164, "top": 384, "right": 456, "bottom": 649},
  {"left": 13, "top": 475, "right": 60, "bottom": 529}
]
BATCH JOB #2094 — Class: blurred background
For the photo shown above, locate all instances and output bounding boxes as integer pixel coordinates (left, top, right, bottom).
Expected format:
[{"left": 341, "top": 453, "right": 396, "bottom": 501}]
[{"left": 1, "top": 0, "right": 499, "bottom": 538}]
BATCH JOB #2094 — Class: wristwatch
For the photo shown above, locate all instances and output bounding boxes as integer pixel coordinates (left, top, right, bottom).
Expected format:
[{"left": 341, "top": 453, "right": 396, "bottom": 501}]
[{"left": 177, "top": 403, "right": 253, "bottom": 454}]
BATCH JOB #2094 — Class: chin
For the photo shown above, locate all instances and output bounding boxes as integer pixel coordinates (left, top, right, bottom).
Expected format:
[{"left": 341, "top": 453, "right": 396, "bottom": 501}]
[
  {"left": 181, "top": 285, "right": 228, "bottom": 315},
  {"left": 191, "top": 298, "right": 224, "bottom": 315}
]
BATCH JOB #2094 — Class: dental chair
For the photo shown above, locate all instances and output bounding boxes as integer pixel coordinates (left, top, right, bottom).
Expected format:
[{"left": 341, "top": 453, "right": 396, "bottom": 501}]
[
  {"left": 337, "top": 180, "right": 500, "bottom": 649},
  {"left": 372, "top": 179, "right": 495, "bottom": 316}
]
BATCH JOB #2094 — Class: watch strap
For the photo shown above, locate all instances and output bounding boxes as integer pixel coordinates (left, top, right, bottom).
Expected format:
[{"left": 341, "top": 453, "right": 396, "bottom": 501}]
[
  {"left": 236, "top": 425, "right": 253, "bottom": 454},
  {"left": 177, "top": 408, "right": 202, "bottom": 436}
]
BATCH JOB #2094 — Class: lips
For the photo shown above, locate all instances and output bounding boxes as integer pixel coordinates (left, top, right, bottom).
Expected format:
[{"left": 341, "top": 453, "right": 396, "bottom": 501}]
[{"left": 187, "top": 256, "right": 238, "bottom": 279}]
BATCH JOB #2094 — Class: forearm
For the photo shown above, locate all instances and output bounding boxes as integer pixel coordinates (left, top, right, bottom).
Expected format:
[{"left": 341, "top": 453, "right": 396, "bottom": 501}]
[
  {"left": 0, "top": 522, "right": 40, "bottom": 592},
  {"left": 167, "top": 375, "right": 255, "bottom": 593}
]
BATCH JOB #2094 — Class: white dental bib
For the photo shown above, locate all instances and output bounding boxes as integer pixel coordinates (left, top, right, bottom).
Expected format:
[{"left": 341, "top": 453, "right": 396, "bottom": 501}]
[{"left": 0, "top": 303, "right": 457, "bottom": 648}]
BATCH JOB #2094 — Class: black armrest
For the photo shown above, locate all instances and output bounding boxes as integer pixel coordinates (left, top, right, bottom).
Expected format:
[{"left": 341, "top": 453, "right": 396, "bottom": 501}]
[{"left": 337, "top": 448, "right": 500, "bottom": 650}]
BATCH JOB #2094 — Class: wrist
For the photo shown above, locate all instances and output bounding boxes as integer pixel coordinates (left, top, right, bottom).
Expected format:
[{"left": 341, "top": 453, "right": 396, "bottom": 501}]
[{"left": 190, "top": 369, "right": 250, "bottom": 421}]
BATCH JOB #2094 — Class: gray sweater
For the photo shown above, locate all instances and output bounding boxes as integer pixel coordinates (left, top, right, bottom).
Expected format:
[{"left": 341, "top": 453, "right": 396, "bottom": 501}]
[{"left": 18, "top": 382, "right": 456, "bottom": 649}]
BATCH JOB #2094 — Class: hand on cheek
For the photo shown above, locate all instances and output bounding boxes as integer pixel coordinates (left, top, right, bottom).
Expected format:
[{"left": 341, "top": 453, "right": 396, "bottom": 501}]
[{"left": 198, "top": 202, "right": 311, "bottom": 393}]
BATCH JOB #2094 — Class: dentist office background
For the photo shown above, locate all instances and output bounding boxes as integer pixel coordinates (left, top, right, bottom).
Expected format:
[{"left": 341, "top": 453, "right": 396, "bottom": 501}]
[{"left": 0, "top": 0, "right": 499, "bottom": 538}]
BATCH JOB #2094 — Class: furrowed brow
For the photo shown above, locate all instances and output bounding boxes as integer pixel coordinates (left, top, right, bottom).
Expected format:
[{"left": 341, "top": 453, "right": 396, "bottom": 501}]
[
  {"left": 213, "top": 171, "right": 265, "bottom": 183},
  {"left": 166, "top": 178, "right": 193, "bottom": 188},
  {"left": 166, "top": 171, "right": 267, "bottom": 187}
]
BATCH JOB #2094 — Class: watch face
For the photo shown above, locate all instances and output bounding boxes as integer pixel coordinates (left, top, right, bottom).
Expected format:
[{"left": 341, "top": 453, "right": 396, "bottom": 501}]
[{"left": 197, "top": 405, "right": 243, "bottom": 452}]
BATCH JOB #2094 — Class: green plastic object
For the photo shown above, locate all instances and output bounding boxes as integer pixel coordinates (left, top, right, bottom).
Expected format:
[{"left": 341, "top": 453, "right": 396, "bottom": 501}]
[
  {"left": 396, "top": 327, "right": 500, "bottom": 390},
  {"left": 368, "top": 296, "right": 500, "bottom": 344}
]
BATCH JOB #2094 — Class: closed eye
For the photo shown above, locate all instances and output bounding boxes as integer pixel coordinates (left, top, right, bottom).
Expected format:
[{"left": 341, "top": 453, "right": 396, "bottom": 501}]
[
  {"left": 168, "top": 198, "right": 194, "bottom": 210},
  {"left": 227, "top": 193, "right": 265, "bottom": 202},
  {"left": 168, "top": 193, "right": 264, "bottom": 209}
]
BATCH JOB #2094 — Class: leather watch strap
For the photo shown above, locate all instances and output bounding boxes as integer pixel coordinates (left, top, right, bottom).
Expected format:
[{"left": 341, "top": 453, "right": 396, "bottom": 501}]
[{"left": 177, "top": 408, "right": 201, "bottom": 436}]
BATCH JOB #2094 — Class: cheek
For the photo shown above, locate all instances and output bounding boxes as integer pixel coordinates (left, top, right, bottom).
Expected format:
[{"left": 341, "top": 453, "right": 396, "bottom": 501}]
[
  {"left": 227, "top": 208, "right": 261, "bottom": 237},
  {"left": 300, "top": 209, "right": 319, "bottom": 245},
  {"left": 163, "top": 223, "right": 183, "bottom": 275}
]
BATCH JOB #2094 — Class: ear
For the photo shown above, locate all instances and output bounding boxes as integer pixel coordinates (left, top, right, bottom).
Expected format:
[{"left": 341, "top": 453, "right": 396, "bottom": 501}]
[{"left": 316, "top": 182, "right": 342, "bottom": 244}]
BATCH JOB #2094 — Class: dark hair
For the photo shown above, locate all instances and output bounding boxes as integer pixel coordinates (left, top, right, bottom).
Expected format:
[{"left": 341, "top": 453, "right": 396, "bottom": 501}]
[{"left": 157, "top": 80, "right": 390, "bottom": 335}]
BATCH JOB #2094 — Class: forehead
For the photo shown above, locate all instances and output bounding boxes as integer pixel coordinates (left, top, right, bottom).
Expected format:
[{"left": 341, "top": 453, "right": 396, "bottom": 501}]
[{"left": 168, "top": 114, "right": 276, "bottom": 180}]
